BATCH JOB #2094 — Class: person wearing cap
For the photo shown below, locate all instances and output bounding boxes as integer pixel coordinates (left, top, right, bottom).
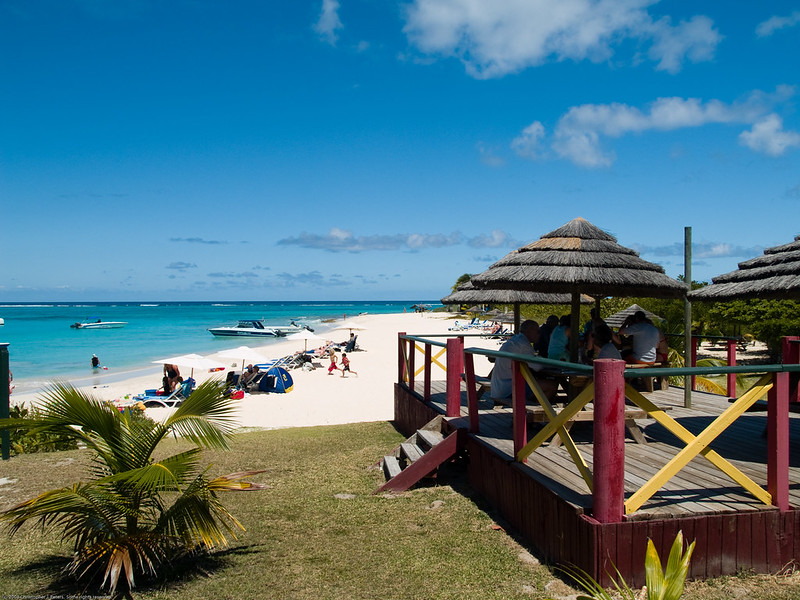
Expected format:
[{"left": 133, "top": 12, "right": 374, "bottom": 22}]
[{"left": 91, "top": 354, "right": 100, "bottom": 368}]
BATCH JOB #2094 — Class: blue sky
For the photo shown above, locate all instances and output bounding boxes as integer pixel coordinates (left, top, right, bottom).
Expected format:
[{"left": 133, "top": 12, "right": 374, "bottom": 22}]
[{"left": 1, "top": 0, "right": 798, "bottom": 302}]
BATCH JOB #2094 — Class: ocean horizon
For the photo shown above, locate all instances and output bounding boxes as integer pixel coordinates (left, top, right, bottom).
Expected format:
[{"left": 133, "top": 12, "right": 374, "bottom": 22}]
[{"left": 1, "top": 300, "right": 440, "bottom": 395}]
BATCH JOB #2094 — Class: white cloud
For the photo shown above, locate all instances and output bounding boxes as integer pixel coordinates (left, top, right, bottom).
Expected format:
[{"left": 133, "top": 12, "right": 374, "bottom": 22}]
[
  {"left": 514, "top": 87, "right": 799, "bottom": 167},
  {"left": 277, "top": 228, "right": 519, "bottom": 251},
  {"left": 476, "top": 141, "right": 506, "bottom": 166},
  {"left": 468, "top": 230, "right": 520, "bottom": 248},
  {"left": 510, "top": 122, "right": 546, "bottom": 159},
  {"left": 739, "top": 114, "right": 800, "bottom": 156},
  {"left": 632, "top": 241, "right": 763, "bottom": 259},
  {"left": 756, "top": 11, "right": 800, "bottom": 37},
  {"left": 647, "top": 15, "right": 721, "bottom": 74},
  {"left": 313, "top": 0, "right": 343, "bottom": 45},
  {"left": 403, "top": 0, "right": 721, "bottom": 78}
]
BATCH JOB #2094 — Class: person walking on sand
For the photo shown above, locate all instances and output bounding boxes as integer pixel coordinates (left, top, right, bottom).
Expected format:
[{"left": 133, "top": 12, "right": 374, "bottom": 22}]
[
  {"left": 340, "top": 353, "right": 357, "bottom": 378},
  {"left": 327, "top": 348, "right": 339, "bottom": 375}
]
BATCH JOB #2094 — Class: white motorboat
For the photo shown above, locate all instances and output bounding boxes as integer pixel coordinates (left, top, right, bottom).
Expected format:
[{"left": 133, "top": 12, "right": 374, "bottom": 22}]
[
  {"left": 208, "top": 319, "right": 282, "bottom": 337},
  {"left": 208, "top": 320, "right": 314, "bottom": 338},
  {"left": 71, "top": 319, "right": 127, "bottom": 329},
  {"left": 271, "top": 321, "right": 315, "bottom": 336}
]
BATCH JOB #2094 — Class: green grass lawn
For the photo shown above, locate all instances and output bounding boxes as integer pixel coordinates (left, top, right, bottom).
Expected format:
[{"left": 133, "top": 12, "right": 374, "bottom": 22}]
[{"left": 1, "top": 421, "right": 799, "bottom": 599}]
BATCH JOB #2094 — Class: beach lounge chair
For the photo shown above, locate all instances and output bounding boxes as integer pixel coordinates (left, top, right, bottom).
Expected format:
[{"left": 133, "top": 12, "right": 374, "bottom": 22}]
[
  {"left": 344, "top": 335, "right": 359, "bottom": 352},
  {"left": 134, "top": 379, "right": 193, "bottom": 408}
]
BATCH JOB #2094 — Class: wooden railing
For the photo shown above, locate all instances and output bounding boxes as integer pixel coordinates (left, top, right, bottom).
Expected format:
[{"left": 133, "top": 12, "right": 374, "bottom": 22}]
[
  {"left": 666, "top": 333, "right": 753, "bottom": 396},
  {"left": 397, "top": 333, "right": 800, "bottom": 523}
]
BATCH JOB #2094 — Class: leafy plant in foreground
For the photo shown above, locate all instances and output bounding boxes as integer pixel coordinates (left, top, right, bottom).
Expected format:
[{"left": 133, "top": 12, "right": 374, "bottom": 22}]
[
  {"left": 0, "top": 380, "right": 264, "bottom": 596},
  {"left": 556, "top": 530, "right": 695, "bottom": 600},
  {"left": 6, "top": 402, "right": 78, "bottom": 455}
]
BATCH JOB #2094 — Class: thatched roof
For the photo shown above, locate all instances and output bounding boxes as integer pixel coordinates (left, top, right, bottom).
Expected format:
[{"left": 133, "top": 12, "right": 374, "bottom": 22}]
[
  {"left": 688, "top": 235, "right": 800, "bottom": 301},
  {"left": 604, "top": 304, "right": 664, "bottom": 328},
  {"left": 441, "top": 281, "right": 592, "bottom": 305},
  {"left": 471, "top": 217, "right": 686, "bottom": 299}
]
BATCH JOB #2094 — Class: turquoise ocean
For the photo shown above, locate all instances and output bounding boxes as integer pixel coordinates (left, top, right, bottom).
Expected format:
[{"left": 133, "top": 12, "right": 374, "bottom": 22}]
[{"left": 0, "top": 301, "right": 437, "bottom": 395}]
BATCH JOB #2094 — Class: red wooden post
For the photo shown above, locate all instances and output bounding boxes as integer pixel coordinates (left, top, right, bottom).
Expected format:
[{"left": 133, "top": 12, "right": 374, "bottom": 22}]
[
  {"left": 445, "top": 337, "right": 464, "bottom": 417},
  {"left": 408, "top": 338, "right": 416, "bottom": 392},
  {"left": 464, "top": 351, "right": 480, "bottom": 433},
  {"left": 593, "top": 358, "right": 626, "bottom": 523},
  {"left": 690, "top": 336, "right": 699, "bottom": 391},
  {"left": 398, "top": 332, "right": 406, "bottom": 384},
  {"left": 767, "top": 371, "right": 789, "bottom": 511},
  {"left": 423, "top": 343, "right": 432, "bottom": 401},
  {"left": 512, "top": 360, "right": 527, "bottom": 457},
  {"left": 783, "top": 336, "right": 800, "bottom": 404},
  {"left": 726, "top": 338, "right": 737, "bottom": 398}
]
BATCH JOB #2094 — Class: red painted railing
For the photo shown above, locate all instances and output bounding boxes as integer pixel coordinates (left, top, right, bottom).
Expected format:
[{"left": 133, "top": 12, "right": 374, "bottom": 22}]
[{"left": 398, "top": 333, "right": 800, "bottom": 523}]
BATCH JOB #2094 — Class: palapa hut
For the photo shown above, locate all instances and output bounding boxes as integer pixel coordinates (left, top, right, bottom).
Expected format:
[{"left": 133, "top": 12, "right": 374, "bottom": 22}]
[
  {"left": 688, "top": 234, "right": 800, "bottom": 301},
  {"left": 471, "top": 217, "right": 686, "bottom": 360},
  {"left": 604, "top": 304, "right": 664, "bottom": 329},
  {"left": 441, "top": 281, "right": 591, "bottom": 332}
]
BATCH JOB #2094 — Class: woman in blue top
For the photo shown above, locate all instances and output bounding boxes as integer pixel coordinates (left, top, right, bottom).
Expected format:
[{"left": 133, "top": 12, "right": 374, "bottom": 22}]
[{"left": 547, "top": 315, "right": 571, "bottom": 361}]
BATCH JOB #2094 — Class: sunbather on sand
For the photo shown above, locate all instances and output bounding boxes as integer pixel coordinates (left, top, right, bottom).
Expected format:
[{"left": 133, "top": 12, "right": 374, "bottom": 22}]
[{"left": 240, "top": 364, "right": 260, "bottom": 388}]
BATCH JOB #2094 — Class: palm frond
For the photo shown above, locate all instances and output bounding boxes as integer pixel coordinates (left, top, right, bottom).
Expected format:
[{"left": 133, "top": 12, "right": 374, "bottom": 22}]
[
  {"left": 163, "top": 380, "right": 239, "bottom": 449},
  {"left": 1, "top": 482, "right": 128, "bottom": 542},
  {"left": 155, "top": 470, "right": 245, "bottom": 549},
  {"left": 100, "top": 448, "right": 204, "bottom": 494},
  {"left": 72, "top": 531, "right": 170, "bottom": 592},
  {"left": 208, "top": 470, "right": 268, "bottom": 492}
]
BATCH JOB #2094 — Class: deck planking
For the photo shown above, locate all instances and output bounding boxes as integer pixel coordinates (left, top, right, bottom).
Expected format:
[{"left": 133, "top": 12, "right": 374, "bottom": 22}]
[{"left": 422, "top": 380, "right": 800, "bottom": 520}]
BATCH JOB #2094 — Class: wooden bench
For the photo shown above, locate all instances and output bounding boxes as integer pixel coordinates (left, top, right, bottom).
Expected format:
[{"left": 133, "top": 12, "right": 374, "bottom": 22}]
[
  {"left": 626, "top": 362, "right": 669, "bottom": 392},
  {"left": 527, "top": 405, "right": 651, "bottom": 446},
  {"left": 467, "top": 373, "right": 665, "bottom": 445}
]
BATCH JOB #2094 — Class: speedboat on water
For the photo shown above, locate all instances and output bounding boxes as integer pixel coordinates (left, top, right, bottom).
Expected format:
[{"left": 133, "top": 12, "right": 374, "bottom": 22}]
[
  {"left": 71, "top": 319, "right": 127, "bottom": 329},
  {"left": 208, "top": 319, "right": 282, "bottom": 337},
  {"left": 208, "top": 320, "right": 314, "bottom": 337},
  {"left": 271, "top": 321, "right": 315, "bottom": 336}
]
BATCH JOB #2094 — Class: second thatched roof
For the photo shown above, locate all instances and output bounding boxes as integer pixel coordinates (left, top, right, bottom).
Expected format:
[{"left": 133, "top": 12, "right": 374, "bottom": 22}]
[
  {"left": 604, "top": 304, "right": 664, "bottom": 328},
  {"left": 471, "top": 217, "right": 686, "bottom": 299},
  {"left": 441, "top": 281, "right": 592, "bottom": 306},
  {"left": 689, "top": 234, "right": 800, "bottom": 301}
]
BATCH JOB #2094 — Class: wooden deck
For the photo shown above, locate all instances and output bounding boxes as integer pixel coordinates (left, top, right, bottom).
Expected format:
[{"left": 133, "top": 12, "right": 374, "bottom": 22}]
[
  {"left": 393, "top": 380, "right": 800, "bottom": 585},
  {"left": 424, "top": 380, "right": 800, "bottom": 520}
]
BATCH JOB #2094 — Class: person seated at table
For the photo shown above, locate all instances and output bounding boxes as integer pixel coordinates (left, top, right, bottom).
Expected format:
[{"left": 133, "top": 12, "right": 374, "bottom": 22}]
[
  {"left": 582, "top": 310, "right": 608, "bottom": 362},
  {"left": 618, "top": 311, "right": 660, "bottom": 364},
  {"left": 490, "top": 320, "right": 558, "bottom": 403},
  {"left": 592, "top": 323, "right": 622, "bottom": 360},
  {"left": 534, "top": 315, "right": 558, "bottom": 357},
  {"left": 547, "top": 315, "right": 571, "bottom": 362}
]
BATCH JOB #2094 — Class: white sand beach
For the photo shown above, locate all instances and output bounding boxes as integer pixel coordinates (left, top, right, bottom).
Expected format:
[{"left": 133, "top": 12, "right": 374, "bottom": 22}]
[{"left": 10, "top": 312, "right": 491, "bottom": 430}]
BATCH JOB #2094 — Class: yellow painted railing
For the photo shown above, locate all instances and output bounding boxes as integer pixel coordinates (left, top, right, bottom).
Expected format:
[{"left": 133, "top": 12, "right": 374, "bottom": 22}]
[{"left": 512, "top": 366, "right": 776, "bottom": 514}]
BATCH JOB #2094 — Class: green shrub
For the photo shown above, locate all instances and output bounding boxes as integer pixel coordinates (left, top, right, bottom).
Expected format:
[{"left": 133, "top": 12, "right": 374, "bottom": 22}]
[{"left": 7, "top": 403, "right": 78, "bottom": 455}]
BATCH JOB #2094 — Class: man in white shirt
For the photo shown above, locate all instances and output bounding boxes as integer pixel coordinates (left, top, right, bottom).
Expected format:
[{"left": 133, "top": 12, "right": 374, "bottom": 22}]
[
  {"left": 619, "top": 311, "right": 660, "bottom": 364},
  {"left": 490, "top": 320, "right": 557, "bottom": 402}
]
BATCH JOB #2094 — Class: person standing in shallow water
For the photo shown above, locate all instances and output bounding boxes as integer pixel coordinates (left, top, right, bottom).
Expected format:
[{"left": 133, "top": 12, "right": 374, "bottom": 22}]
[{"left": 91, "top": 354, "right": 100, "bottom": 368}]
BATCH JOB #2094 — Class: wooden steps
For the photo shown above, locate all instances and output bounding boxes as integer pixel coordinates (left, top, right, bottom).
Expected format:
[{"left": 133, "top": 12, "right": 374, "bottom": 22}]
[{"left": 374, "top": 416, "right": 463, "bottom": 494}]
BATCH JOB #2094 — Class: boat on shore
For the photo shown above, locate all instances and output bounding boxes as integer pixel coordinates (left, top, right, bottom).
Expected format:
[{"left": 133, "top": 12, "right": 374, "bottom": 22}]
[
  {"left": 70, "top": 319, "right": 127, "bottom": 329},
  {"left": 208, "top": 320, "right": 313, "bottom": 338}
]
